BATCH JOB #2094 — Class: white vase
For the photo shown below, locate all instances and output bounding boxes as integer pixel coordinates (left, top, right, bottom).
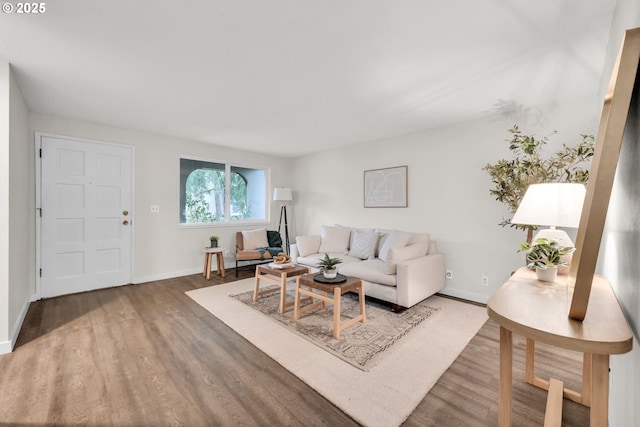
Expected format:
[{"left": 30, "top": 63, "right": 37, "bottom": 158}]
[
  {"left": 323, "top": 269, "right": 337, "bottom": 279},
  {"left": 536, "top": 266, "right": 558, "bottom": 282}
]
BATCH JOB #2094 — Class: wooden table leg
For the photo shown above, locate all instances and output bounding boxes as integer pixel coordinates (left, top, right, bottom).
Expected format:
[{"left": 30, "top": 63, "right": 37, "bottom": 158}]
[
  {"left": 590, "top": 353, "right": 609, "bottom": 427},
  {"left": 582, "top": 353, "right": 592, "bottom": 407},
  {"left": 203, "top": 253, "right": 208, "bottom": 278},
  {"left": 499, "top": 326, "right": 512, "bottom": 427},
  {"left": 278, "top": 272, "right": 287, "bottom": 314},
  {"left": 216, "top": 252, "right": 226, "bottom": 278},
  {"left": 526, "top": 338, "right": 535, "bottom": 384},
  {"left": 293, "top": 278, "right": 301, "bottom": 320},
  {"left": 253, "top": 270, "right": 261, "bottom": 301},
  {"left": 205, "top": 253, "right": 212, "bottom": 280},
  {"left": 359, "top": 281, "right": 366, "bottom": 323},
  {"left": 333, "top": 287, "right": 341, "bottom": 339}
]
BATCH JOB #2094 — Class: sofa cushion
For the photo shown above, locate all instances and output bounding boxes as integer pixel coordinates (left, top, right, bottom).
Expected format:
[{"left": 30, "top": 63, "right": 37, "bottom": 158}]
[
  {"left": 297, "top": 253, "right": 361, "bottom": 269},
  {"left": 385, "top": 243, "right": 429, "bottom": 274},
  {"left": 318, "top": 226, "right": 351, "bottom": 254},
  {"left": 339, "top": 259, "right": 397, "bottom": 287},
  {"left": 242, "top": 228, "right": 269, "bottom": 250},
  {"left": 348, "top": 228, "right": 378, "bottom": 260},
  {"left": 408, "top": 232, "right": 430, "bottom": 247},
  {"left": 378, "top": 230, "right": 412, "bottom": 262},
  {"left": 296, "top": 235, "right": 321, "bottom": 257}
]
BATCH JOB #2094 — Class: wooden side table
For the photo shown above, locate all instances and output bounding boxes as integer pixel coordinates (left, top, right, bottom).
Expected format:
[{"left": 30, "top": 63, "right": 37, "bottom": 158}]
[
  {"left": 294, "top": 273, "right": 366, "bottom": 339},
  {"left": 253, "top": 264, "right": 310, "bottom": 314},
  {"left": 202, "top": 247, "right": 226, "bottom": 279},
  {"left": 487, "top": 267, "right": 632, "bottom": 426}
]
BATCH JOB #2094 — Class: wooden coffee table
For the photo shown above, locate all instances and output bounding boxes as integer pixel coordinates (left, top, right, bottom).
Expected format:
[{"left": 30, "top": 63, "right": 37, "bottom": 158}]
[
  {"left": 253, "top": 264, "right": 311, "bottom": 314},
  {"left": 294, "top": 273, "right": 366, "bottom": 339}
]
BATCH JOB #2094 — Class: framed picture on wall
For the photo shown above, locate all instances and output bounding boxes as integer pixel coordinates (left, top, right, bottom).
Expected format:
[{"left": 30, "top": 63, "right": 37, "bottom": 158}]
[{"left": 364, "top": 165, "right": 408, "bottom": 208}]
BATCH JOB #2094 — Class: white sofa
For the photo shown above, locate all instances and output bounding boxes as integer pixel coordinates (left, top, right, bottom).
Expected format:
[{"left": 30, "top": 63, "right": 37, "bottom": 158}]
[{"left": 290, "top": 226, "right": 445, "bottom": 309}]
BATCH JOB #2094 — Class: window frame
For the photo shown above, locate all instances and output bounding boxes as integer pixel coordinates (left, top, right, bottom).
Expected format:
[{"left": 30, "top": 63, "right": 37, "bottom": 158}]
[{"left": 179, "top": 155, "right": 271, "bottom": 228}]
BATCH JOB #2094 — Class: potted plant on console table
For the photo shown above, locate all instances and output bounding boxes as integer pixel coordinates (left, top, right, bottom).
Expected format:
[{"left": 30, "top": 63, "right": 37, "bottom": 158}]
[
  {"left": 317, "top": 253, "right": 342, "bottom": 279},
  {"left": 518, "top": 237, "right": 575, "bottom": 282}
]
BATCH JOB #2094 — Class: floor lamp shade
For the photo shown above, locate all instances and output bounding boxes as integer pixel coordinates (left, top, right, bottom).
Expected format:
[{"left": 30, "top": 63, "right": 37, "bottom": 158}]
[
  {"left": 273, "top": 187, "right": 292, "bottom": 254},
  {"left": 273, "top": 187, "right": 292, "bottom": 202}
]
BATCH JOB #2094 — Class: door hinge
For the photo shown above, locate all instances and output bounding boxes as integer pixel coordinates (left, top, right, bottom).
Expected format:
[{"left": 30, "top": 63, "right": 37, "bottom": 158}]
[
  {"left": 38, "top": 208, "right": 42, "bottom": 217},
  {"left": 39, "top": 148, "right": 42, "bottom": 158},
  {"left": 39, "top": 268, "right": 42, "bottom": 277}
]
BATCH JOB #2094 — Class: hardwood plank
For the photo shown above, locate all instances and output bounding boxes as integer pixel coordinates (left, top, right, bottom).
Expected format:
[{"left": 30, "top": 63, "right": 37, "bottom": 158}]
[{"left": 0, "top": 269, "right": 590, "bottom": 426}]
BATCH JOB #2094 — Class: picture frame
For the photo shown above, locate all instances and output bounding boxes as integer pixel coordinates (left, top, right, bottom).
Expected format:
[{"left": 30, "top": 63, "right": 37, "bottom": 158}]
[{"left": 364, "top": 166, "right": 408, "bottom": 208}]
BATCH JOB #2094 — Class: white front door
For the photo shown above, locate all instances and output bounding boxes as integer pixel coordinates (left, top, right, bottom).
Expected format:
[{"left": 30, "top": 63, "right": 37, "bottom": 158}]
[{"left": 39, "top": 134, "right": 133, "bottom": 298}]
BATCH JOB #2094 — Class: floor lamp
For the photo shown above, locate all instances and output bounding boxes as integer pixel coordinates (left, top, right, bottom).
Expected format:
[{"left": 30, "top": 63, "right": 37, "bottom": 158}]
[{"left": 273, "top": 187, "right": 292, "bottom": 255}]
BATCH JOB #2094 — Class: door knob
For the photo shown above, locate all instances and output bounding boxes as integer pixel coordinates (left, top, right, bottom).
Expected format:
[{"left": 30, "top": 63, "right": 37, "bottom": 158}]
[
  {"left": 123, "top": 210, "right": 129, "bottom": 216},
  {"left": 122, "top": 220, "right": 129, "bottom": 225}
]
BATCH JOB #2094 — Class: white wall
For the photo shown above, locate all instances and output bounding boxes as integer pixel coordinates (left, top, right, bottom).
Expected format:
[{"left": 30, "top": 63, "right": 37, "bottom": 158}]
[
  {"left": 8, "top": 64, "right": 31, "bottom": 347},
  {"left": 599, "top": 3, "right": 640, "bottom": 426},
  {"left": 292, "top": 96, "right": 600, "bottom": 303},
  {"left": 0, "top": 61, "right": 31, "bottom": 354},
  {"left": 29, "top": 113, "right": 293, "bottom": 283},
  {"left": 0, "top": 61, "right": 9, "bottom": 349}
]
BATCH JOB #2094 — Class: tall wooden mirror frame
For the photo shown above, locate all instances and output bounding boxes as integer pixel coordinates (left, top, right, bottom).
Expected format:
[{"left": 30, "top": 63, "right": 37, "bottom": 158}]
[{"left": 568, "top": 27, "right": 640, "bottom": 321}]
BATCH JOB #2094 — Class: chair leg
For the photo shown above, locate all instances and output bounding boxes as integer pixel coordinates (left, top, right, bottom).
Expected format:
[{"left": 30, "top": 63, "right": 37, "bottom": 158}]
[{"left": 236, "top": 260, "right": 238, "bottom": 277}]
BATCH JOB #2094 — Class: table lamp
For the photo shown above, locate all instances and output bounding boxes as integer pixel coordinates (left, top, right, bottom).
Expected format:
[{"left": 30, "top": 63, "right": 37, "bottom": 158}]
[
  {"left": 273, "top": 187, "right": 292, "bottom": 255},
  {"left": 511, "top": 183, "right": 586, "bottom": 273}
]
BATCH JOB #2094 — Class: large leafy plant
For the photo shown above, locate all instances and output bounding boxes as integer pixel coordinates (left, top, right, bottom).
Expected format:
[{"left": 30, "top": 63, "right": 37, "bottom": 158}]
[{"left": 483, "top": 125, "right": 595, "bottom": 240}]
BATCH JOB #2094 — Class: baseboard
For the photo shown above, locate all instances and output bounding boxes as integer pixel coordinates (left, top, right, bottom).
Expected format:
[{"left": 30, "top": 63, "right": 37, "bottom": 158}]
[
  {"left": 0, "top": 294, "right": 33, "bottom": 355},
  {"left": 0, "top": 339, "right": 11, "bottom": 354},
  {"left": 439, "top": 287, "right": 489, "bottom": 305}
]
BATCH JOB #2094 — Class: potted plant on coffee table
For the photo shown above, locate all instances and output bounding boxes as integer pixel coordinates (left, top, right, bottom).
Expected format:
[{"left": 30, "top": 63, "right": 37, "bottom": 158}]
[
  {"left": 518, "top": 237, "right": 575, "bottom": 282},
  {"left": 317, "top": 253, "right": 342, "bottom": 279}
]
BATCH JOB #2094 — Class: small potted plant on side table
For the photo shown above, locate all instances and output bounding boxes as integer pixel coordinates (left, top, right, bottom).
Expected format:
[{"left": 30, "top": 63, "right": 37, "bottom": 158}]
[
  {"left": 518, "top": 237, "right": 575, "bottom": 282},
  {"left": 209, "top": 235, "right": 219, "bottom": 248},
  {"left": 317, "top": 253, "right": 342, "bottom": 279}
]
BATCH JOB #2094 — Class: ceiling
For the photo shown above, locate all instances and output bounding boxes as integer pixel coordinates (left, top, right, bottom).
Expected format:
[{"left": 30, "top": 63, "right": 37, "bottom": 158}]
[{"left": 0, "top": 1, "right": 616, "bottom": 157}]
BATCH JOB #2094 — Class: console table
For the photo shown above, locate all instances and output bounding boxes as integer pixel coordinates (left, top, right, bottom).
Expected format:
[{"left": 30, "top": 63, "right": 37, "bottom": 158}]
[{"left": 487, "top": 267, "right": 632, "bottom": 426}]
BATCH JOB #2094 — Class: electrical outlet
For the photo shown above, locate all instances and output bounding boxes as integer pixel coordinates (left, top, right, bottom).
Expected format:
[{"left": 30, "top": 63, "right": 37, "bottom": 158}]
[
  {"left": 150, "top": 205, "right": 160, "bottom": 213},
  {"left": 481, "top": 275, "right": 489, "bottom": 286},
  {"left": 445, "top": 270, "right": 453, "bottom": 280}
]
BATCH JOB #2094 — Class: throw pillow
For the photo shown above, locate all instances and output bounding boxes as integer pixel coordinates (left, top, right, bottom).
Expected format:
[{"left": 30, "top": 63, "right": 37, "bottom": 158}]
[
  {"left": 348, "top": 228, "right": 379, "bottom": 260},
  {"left": 296, "top": 235, "right": 321, "bottom": 257},
  {"left": 385, "top": 243, "right": 429, "bottom": 274},
  {"left": 267, "top": 230, "right": 283, "bottom": 247},
  {"left": 318, "top": 225, "right": 351, "bottom": 254},
  {"left": 377, "top": 229, "right": 412, "bottom": 262},
  {"left": 241, "top": 228, "right": 269, "bottom": 250}
]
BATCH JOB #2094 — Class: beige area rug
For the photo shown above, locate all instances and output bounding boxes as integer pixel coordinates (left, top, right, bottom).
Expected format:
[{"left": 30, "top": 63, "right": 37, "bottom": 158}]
[
  {"left": 186, "top": 278, "right": 488, "bottom": 427},
  {"left": 230, "top": 285, "right": 440, "bottom": 371}
]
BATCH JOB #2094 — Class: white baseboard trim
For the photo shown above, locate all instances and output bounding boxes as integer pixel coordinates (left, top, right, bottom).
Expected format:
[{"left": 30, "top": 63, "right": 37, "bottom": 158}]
[
  {"left": 0, "top": 294, "right": 33, "bottom": 355},
  {"left": 439, "top": 287, "right": 489, "bottom": 305}
]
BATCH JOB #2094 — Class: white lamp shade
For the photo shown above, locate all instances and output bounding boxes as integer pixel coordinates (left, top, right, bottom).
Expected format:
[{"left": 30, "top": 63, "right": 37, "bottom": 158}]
[
  {"left": 273, "top": 187, "right": 292, "bottom": 202},
  {"left": 511, "top": 183, "right": 586, "bottom": 228}
]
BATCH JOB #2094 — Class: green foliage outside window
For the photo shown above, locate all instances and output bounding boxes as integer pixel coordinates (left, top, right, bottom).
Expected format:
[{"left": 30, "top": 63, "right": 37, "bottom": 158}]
[{"left": 184, "top": 169, "right": 248, "bottom": 223}]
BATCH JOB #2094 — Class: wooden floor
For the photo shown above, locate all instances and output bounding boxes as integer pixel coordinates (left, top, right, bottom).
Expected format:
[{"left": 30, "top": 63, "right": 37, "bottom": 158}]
[{"left": 0, "top": 270, "right": 589, "bottom": 426}]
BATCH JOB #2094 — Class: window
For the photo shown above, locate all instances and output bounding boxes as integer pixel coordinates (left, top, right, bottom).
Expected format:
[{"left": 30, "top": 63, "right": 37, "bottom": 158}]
[{"left": 179, "top": 158, "right": 268, "bottom": 224}]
